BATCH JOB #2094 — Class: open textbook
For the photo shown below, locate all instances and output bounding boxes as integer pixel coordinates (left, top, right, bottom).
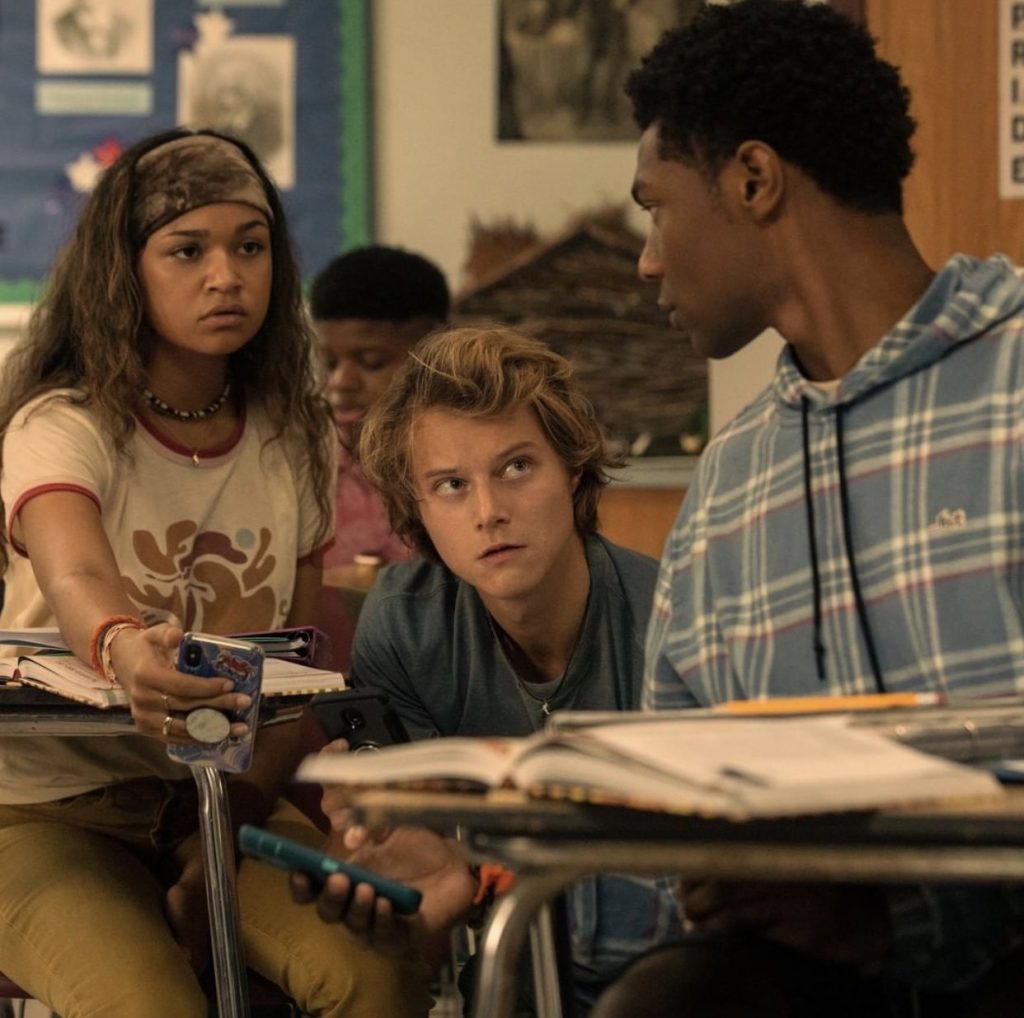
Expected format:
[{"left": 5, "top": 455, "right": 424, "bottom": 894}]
[
  {"left": 0, "top": 627, "right": 344, "bottom": 709},
  {"left": 295, "top": 714, "right": 1004, "bottom": 820},
  {"left": 546, "top": 695, "right": 1024, "bottom": 766}
]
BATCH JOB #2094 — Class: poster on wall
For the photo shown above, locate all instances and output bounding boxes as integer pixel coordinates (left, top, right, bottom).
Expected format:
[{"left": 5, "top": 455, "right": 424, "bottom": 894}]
[
  {"left": 177, "top": 17, "right": 296, "bottom": 189},
  {"left": 36, "top": 0, "right": 154, "bottom": 75},
  {"left": 497, "top": 0, "right": 701, "bottom": 142},
  {"left": 497, "top": 0, "right": 864, "bottom": 143},
  {"left": 1000, "top": 0, "right": 1024, "bottom": 199},
  {"left": 0, "top": 0, "right": 371, "bottom": 303}
]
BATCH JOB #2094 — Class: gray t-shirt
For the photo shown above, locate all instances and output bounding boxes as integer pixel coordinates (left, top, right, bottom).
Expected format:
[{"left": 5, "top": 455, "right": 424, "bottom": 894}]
[
  {"left": 350, "top": 534, "right": 682, "bottom": 998},
  {"left": 351, "top": 534, "right": 655, "bottom": 736}
]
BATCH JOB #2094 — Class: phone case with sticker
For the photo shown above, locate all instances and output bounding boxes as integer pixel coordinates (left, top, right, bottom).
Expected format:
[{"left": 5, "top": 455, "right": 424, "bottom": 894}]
[{"left": 166, "top": 632, "right": 264, "bottom": 772}]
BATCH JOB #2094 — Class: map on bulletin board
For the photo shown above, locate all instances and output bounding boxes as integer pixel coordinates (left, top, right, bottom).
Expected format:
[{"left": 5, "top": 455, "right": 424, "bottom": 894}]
[{"left": 0, "top": 0, "right": 371, "bottom": 303}]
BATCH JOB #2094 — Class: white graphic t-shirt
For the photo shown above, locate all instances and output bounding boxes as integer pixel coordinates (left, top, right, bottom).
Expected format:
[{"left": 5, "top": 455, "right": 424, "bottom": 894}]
[{"left": 0, "top": 389, "right": 333, "bottom": 803}]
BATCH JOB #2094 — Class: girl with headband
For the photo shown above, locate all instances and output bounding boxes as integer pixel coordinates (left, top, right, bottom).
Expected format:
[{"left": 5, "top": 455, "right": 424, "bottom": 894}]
[{"left": 0, "top": 128, "right": 431, "bottom": 1017}]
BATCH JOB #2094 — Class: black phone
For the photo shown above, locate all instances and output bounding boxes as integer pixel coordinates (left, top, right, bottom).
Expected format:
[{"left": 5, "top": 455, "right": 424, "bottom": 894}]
[{"left": 309, "top": 689, "right": 410, "bottom": 752}]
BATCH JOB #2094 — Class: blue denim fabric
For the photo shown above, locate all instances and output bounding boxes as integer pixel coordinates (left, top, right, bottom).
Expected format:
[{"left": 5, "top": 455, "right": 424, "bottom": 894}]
[{"left": 568, "top": 873, "right": 683, "bottom": 998}]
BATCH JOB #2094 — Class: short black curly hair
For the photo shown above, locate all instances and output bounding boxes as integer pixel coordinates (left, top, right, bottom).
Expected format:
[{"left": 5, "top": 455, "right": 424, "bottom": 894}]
[
  {"left": 626, "top": 0, "right": 916, "bottom": 215},
  {"left": 309, "top": 245, "right": 450, "bottom": 323}
]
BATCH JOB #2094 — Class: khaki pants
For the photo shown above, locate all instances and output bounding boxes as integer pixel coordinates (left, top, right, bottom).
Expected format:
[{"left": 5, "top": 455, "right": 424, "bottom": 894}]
[{"left": 0, "top": 780, "right": 432, "bottom": 1018}]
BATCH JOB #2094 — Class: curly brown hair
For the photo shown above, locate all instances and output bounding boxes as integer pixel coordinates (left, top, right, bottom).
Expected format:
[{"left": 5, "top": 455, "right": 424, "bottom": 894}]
[
  {"left": 359, "top": 326, "right": 619, "bottom": 561},
  {"left": 0, "top": 127, "right": 334, "bottom": 569}
]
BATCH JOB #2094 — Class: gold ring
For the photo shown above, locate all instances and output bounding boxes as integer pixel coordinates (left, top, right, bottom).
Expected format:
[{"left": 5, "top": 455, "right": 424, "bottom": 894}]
[
  {"left": 161, "top": 693, "right": 170, "bottom": 712},
  {"left": 161, "top": 714, "right": 174, "bottom": 737}
]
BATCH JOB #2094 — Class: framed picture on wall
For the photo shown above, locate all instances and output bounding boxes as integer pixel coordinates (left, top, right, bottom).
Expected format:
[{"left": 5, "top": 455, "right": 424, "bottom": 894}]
[
  {"left": 498, "top": 0, "right": 703, "bottom": 141},
  {"left": 0, "top": 0, "right": 372, "bottom": 304},
  {"left": 497, "top": 0, "right": 864, "bottom": 142}
]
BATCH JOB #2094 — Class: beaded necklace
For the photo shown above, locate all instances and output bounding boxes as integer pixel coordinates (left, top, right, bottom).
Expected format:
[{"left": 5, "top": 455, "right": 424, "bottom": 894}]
[{"left": 143, "top": 380, "right": 231, "bottom": 421}]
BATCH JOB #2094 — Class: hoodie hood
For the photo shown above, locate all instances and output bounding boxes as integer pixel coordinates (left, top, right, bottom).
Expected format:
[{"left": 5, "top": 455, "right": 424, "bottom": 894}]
[{"left": 772, "top": 253, "right": 1024, "bottom": 412}]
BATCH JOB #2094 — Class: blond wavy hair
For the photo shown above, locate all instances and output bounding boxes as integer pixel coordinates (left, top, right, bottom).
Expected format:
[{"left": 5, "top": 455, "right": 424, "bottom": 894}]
[{"left": 359, "top": 326, "right": 618, "bottom": 561}]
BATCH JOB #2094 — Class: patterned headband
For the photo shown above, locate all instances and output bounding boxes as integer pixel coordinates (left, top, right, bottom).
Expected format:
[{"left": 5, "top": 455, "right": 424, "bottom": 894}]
[{"left": 130, "top": 133, "right": 274, "bottom": 243}]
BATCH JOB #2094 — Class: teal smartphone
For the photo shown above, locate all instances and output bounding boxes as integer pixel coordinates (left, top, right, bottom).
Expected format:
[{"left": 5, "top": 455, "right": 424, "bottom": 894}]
[{"left": 238, "top": 824, "right": 422, "bottom": 916}]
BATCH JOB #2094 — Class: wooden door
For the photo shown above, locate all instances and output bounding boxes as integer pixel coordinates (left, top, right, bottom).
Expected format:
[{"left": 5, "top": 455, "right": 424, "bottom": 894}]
[{"left": 868, "top": 0, "right": 1024, "bottom": 265}]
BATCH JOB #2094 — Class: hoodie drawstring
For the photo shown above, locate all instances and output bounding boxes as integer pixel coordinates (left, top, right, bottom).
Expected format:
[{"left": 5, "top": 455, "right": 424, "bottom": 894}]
[
  {"left": 801, "top": 397, "right": 886, "bottom": 692},
  {"left": 801, "top": 398, "right": 827, "bottom": 680}
]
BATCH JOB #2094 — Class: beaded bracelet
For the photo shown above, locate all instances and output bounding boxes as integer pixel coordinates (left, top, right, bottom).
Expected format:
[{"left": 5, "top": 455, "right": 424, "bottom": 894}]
[
  {"left": 89, "top": 614, "right": 145, "bottom": 681},
  {"left": 99, "top": 621, "right": 147, "bottom": 684}
]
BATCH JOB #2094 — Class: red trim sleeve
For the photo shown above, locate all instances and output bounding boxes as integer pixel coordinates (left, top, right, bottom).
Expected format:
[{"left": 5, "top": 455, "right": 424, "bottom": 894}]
[{"left": 8, "top": 483, "right": 100, "bottom": 557}]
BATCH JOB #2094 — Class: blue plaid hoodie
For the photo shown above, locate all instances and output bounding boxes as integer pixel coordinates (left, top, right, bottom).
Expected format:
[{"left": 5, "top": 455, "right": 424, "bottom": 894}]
[{"left": 646, "top": 252, "right": 1024, "bottom": 990}]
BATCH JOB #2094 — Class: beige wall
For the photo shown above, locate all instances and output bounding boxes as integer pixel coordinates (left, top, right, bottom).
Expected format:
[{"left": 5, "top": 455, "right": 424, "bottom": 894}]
[
  {"left": 373, "top": 0, "right": 641, "bottom": 292},
  {"left": 374, "top": 0, "right": 1024, "bottom": 437},
  {"left": 0, "top": 2, "right": 781, "bottom": 434},
  {"left": 15, "top": 1, "right": 1000, "bottom": 439},
  {"left": 372, "top": 0, "right": 781, "bottom": 437}
]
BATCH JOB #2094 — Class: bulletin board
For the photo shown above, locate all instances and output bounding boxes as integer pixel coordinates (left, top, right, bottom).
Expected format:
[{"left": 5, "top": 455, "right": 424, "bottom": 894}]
[{"left": 0, "top": 0, "right": 372, "bottom": 303}]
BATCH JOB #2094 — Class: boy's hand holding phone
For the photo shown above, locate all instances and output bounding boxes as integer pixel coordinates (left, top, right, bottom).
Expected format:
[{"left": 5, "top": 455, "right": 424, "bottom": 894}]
[
  {"left": 309, "top": 689, "right": 410, "bottom": 751},
  {"left": 284, "top": 691, "right": 475, "bottom": 968},
  {"left": 240, "top": 824, "right": 423, "bottom": 917},
  {"left": 284, "top": 821, "right": 477, "bottom": 970}
]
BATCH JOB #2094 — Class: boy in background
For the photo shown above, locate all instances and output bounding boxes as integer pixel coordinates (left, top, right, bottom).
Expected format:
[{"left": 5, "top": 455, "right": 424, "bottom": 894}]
[{"left": 310, "top": 245, "right": 449, "bottom": 568}]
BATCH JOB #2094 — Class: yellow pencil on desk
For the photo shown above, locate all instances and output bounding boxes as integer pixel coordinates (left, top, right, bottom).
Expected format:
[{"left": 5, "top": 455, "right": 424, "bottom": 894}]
[{"left": 712, "top": 692, "right": 944, "bottom": 715}]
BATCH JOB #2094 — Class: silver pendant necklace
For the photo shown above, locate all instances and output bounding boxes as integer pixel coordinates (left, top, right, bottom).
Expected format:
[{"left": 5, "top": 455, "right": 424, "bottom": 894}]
[
  {"left": 492, "top": 618, "right": 567, "bottom": 722},
  {"left": 516, "top": 679, "right": 557, "bottom": 716},
  {"left": 511, "top": 663, "right": 567, "bottom": 721}
]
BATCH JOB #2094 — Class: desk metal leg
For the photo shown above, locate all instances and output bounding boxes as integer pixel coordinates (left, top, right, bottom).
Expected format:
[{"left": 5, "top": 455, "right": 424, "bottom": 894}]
[
  {"left": 190, "top": 765, "right": 250, "bottom": 1018},
  {"left": 529, "top": 902, "right": 564, "bottom": 1018},
  {"left": 472, "top": 870, "right": 575, "bottom": 1018}
]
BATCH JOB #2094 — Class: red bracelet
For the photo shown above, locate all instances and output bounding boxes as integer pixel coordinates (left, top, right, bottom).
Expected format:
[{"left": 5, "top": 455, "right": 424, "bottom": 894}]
[{"left": 89, "top": 614, "right": 144, "bottom": 678}]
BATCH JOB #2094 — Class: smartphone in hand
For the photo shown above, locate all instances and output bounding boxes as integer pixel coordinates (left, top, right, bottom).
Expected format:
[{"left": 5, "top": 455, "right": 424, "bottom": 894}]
[
  {"left": 238, "top": 823, "right": 422, "bottom": 915},
  {"left": 167, "top": 632, "right": 264, "bottom": 772},
  {"left": 310, "top": 689, "right": 410, "bottom": 752}
]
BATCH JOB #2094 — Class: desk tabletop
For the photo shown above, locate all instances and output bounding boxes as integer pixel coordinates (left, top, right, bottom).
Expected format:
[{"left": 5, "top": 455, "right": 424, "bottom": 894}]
[
  {"left": 351, "top": 786, "right": 1024, "bottom": 848},
  {"left": 0, "top": 688, "right": 309, "bottom": 735},
  {"left": 351, "top": 788, "right": 1024, "bottom": 884},
  {"left": 352, "top": 786, "right": 1024, "bottom": 880}
]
